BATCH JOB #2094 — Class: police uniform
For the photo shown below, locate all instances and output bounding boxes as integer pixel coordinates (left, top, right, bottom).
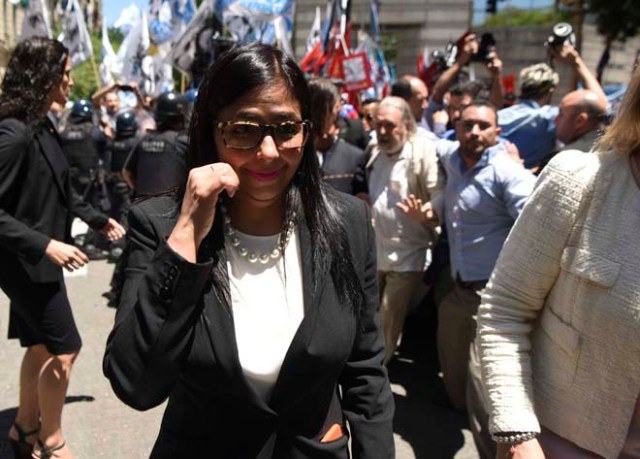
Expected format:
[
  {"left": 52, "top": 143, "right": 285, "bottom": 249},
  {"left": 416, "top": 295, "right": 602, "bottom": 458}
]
[
  {"left": 107, "top": 134, "right": 140, "bottom": 224},
  {"left": 59, "top": 121, "right": 107, "bottom": 200},
  {"left": 123, "top": 130, "right": 188, "bottom": 197}
]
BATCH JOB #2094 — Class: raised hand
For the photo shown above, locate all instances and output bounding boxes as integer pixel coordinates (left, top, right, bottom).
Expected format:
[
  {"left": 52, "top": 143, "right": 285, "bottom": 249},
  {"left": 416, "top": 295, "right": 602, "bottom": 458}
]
[
  {"left": 168, "top": 163, "right": 239, "bottom": 262},
  {"left": 396, "top": 194, "right": 438, "bottom": 223},
  {"left": 45, "top": 239, "right": 89, "bottom": 272},
  {"left": 457, "top": 34, "right": 479, "bottom": 65},
  {"left": 548, "top": 42, "right": 579, "bottom": 66},
  {"left": 487, "top": 52, "right": 503, "bottom": 77}
]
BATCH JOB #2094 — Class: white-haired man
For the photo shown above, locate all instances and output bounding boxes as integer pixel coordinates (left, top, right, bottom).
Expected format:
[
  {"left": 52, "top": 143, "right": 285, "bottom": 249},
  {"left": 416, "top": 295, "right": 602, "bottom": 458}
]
[{"left": 365, "top": 96, "right": 443, "bottom": 365}]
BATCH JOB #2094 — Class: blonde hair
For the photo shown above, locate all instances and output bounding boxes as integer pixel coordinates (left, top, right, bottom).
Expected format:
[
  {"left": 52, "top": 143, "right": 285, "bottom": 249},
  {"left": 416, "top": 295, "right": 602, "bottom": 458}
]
[
  {"left": 378, "top": 96, "right": 417, "bottom": 135},
  {"left": 597, "top": 66, "right": 640, "bottom": 155}
]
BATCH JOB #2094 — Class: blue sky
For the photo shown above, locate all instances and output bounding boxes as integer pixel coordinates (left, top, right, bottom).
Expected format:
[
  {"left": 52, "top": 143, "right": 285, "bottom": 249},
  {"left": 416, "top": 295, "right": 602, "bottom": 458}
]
[
  {"left": 104, "top": 0, "right": 556, "bottom": 28},
  {"left": 104, "top": 0, "right": 146, "bottom": 26}
]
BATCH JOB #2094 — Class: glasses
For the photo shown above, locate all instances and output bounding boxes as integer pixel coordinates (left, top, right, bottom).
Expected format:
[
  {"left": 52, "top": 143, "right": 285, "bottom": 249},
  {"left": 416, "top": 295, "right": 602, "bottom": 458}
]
[{"left": 216, "top": 120, "right": 311, "bottom": 150}]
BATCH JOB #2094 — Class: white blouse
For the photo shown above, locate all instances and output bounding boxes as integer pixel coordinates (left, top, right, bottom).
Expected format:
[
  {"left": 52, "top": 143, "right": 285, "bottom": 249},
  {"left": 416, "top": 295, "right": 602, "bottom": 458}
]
[{"left": 226, "top": 227, "right": 304, "bottom": 402}]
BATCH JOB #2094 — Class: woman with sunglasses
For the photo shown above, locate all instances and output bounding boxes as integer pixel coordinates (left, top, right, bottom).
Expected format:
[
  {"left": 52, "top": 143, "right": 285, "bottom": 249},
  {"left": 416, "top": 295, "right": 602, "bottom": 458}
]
[{"left": 104, "top": 43, "right": 394, "bottom": 458}]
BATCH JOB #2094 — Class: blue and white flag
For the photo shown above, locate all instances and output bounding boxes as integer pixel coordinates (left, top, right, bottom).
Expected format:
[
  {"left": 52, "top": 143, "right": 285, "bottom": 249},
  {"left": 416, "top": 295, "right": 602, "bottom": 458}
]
[
  {"left": 306, "top": 6, "right": 321, "bottom": 53},
  {"left": 217, "top": 0, "right": 295, "bottom": 54},
  {"left": 21, "top": 0, "right": 52, "bottom": 40},
  {"left": 149, "top": 0, "right": 175, "bottom": 44},
  {"left": 99, "top": 21, "right": 117, "bottom": 85},
  {"left": 172, "top": 0, "right": 196, "bottom": 25},
  {"left": 114, "top": 8, "right": 151, "bottom": 88},
  {"left": 166, "top": 0, "right": 216, "bottom": 75},
  {"left": 369, "top": 0, "right": 380, "bottom": 44},
  {"left": 114, "top": 3, "right": 142, "bottom": 35},
  {"left": 356, "top": 31, "right": 390, "bottom": 99},
  {"left": 58, "top": 0, "right": 93, "bottom": 67}
]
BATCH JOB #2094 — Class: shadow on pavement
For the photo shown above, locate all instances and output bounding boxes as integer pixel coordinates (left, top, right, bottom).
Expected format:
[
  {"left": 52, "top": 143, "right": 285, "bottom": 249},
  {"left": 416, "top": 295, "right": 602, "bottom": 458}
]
[
  {"left": 388, "top": 296, "right": 471, "bottom": 459},
  {"left": 0, "top": 395, "right": 95, "bottom": 459}
]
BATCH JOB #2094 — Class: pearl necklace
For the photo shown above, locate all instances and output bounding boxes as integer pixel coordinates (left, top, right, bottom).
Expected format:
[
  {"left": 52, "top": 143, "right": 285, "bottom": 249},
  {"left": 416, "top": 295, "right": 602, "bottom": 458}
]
[{"left": 221, "top": 208, "right": 295, "bottom": 264}]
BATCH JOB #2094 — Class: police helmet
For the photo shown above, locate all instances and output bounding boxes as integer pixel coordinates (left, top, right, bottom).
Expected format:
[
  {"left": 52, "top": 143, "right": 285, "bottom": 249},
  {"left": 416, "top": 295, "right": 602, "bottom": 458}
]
[
  {"left": 69, "top": 99, "right": 93, "bottom": 123},
  {"left": 184, "top": 88, "right": 198, "bottom": 103},
  {"left": 116, "top": 110, "right": 139, "bottom": 136},
  {"left": 154, "top": 91, "right": 188, "bottom": 127}
]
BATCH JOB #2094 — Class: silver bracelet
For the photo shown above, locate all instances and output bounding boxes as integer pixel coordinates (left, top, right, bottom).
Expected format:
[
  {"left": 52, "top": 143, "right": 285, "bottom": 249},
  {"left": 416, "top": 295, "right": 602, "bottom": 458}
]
[{"left": 491, "top": 431, "right": 539, "bottom": 445}]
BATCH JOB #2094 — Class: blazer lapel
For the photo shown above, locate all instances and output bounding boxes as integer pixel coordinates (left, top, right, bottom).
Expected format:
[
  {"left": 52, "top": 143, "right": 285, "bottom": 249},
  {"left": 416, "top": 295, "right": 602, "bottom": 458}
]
[
  {"left": 269, "top": 221, "right": 329, "bottom": 410},
  {"left": 200, "top": 219, "right": 330, "bottom": 413},
  {"left": 35, "top": 124, "right": 68, "bottom": 199},
  {"left": 201, "top": 240, "right": 276, "bottom": 415}
]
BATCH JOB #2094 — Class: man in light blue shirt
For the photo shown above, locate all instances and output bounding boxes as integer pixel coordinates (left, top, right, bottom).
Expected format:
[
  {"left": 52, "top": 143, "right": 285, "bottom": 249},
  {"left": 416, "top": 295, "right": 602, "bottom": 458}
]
[
  {"left": 436, "top": 100, "right": 535, "bottom": 459},
  {"left": 497, "top": 63, "right": 559, "bottom": 169},
  {"left": 498, "top": 43, "right": 607, "bottom": 170}
]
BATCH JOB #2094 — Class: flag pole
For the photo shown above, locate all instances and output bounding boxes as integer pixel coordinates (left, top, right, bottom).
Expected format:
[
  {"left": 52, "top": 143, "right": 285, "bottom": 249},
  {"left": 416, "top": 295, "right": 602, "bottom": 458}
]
[{"left": 90, "top": 54, "right": 101, "bottom": 88}]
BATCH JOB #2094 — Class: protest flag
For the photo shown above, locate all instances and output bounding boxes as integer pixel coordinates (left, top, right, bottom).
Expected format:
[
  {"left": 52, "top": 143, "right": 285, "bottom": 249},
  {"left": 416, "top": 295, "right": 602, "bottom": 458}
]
[
  {"left": 99, "top": 21, "right": 117, "bottom": 86},
  {"left": 58, "top": 0, "right": 94, "bottom": 67},
  {"left": 21, "top": 0, "right": 52, "bottom": 39}
]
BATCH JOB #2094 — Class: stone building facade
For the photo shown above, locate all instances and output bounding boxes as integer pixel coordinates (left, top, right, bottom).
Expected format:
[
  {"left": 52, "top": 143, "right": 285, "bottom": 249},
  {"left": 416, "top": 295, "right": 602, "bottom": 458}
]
[{"left": 292, "top": 0, "right": 472, "bottom": 77}]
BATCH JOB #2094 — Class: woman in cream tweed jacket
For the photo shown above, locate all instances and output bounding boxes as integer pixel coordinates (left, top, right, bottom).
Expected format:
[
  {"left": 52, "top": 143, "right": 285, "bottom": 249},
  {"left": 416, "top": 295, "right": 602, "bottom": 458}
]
[{"left": 477, "top": 70, "right": 640, "bottom": 459}]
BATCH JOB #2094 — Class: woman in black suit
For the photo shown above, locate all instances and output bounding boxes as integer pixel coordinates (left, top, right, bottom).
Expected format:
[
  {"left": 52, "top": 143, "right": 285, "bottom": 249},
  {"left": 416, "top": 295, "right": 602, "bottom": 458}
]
[
  {"left": 103, "top": 43, "right": 394, "bottom": 458},
  {"left": 0, "top": 38, "right": 124, "bottom": 459}
]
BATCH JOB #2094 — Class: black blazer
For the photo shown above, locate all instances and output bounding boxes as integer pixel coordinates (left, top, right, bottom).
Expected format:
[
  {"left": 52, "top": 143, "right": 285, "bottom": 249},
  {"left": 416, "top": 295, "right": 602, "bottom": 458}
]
[
  {"left": 320, "top": 139, "right": 367, "bottom": 196},
  {"left": 0, "top": 118, "right": 107, "bottom": 283},
  {"left": 103, "top": 191, "right": 395, "bottom": 459}
]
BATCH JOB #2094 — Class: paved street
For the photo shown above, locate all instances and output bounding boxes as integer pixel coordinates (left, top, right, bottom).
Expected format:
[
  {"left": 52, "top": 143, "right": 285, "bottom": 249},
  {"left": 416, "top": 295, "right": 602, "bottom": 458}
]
[{"left": 0, "top": 259, "right": 479, "bottom": 459}]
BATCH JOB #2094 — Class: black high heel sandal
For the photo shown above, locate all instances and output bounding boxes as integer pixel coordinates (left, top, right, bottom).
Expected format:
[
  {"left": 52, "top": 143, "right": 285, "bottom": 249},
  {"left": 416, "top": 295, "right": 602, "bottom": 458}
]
[
  {"left": 7, "top": 422, "right": 39, "bottom": 459},
  {"left": 32, "top": 438, "right": 66, "bottom": 459}
]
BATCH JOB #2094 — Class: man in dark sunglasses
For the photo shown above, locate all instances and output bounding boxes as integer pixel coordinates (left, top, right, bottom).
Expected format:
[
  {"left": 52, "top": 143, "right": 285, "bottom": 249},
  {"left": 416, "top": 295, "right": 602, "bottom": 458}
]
[{"left": 360, "top": 98, "right": 380, "bottom": 138}]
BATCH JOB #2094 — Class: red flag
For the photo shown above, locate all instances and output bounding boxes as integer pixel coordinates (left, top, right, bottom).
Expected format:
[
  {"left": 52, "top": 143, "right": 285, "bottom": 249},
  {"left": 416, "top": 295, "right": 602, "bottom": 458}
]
[
  {"left": 299, "top": 41, "right": 323, "bottom": 74},
  {"left": 502, "top": 73, "right": 515, "bottom": 96}
]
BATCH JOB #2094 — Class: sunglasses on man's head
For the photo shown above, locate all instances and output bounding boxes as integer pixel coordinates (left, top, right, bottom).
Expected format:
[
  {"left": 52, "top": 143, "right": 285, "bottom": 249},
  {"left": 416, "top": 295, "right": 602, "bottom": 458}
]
[{"left": 215, "top": 120, "right": 312, "bottom": 150}]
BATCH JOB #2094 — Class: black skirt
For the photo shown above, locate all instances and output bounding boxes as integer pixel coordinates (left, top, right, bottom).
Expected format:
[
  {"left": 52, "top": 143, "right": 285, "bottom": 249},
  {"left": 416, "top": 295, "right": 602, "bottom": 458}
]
[{"left": 1, "top": 264, "right": 82, "bottom": 355}]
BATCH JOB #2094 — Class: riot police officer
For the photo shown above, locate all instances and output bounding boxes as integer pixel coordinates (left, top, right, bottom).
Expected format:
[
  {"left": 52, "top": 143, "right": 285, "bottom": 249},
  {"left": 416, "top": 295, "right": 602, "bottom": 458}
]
[
  {"left": 59, "top": 100, "right": 111, "bottom": 259},
  {"left": 59, "top": 99, "right": 109, "bottom": 209},
  {"left": 122, "top": 91, "right": 189, "bottom": 197},
  {"left": 108, "top": 111, "right": 140, "bottom": 226},
  {"left": 103, "top": 111, "right": 142, "bottom": 303}
]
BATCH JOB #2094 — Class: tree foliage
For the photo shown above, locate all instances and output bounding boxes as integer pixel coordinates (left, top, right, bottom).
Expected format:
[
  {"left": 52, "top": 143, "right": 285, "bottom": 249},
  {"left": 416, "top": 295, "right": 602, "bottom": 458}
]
[
  {"left": 483, "top": 7, "right": 570, "bottom": 27},
  {"left": 69, "top": 28, "right": 123, "bottom": 102},
  {"left": 586, "top": 0, "right": 640, "bottom": 41}
]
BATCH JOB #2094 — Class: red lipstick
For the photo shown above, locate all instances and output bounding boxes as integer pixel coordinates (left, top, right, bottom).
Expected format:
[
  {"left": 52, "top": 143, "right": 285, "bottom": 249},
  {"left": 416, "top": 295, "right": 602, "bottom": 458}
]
[{"left": 247, "top": 167, "right": 283, "bottom": 181}]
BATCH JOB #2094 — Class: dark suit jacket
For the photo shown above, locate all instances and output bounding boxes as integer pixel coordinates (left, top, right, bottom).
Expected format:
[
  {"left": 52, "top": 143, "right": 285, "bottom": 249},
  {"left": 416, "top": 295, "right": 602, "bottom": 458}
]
[
  {"left": 320, "top": 139, "right": 367, "bottom": 196},
  {"left": 0, "top": 118, "right": 108, "bottom": 283},
  {"left": 103, "top": 191, "right": 394, "bottom": 459}
]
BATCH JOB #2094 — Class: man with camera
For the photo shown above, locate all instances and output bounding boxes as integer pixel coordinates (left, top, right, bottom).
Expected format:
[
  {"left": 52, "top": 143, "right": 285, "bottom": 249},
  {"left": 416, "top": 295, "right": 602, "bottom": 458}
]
[
  {"left": 498, "top": 40, "right": 607, "bottom": 171},
  {"left": 426, "top": 32, "right": 505, "bottom": 138},
  {"left": 92, "top": 81, "right": 154, "bottom": 138}
]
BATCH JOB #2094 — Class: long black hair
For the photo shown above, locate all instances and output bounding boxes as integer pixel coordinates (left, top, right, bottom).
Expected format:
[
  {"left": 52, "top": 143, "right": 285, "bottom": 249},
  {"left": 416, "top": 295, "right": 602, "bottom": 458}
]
[
  {"left": 189, "top": 42, "right": 364, "bottom": 317},
  {"left": 0, "top": 37, "right": 68, "bottom": 126}
]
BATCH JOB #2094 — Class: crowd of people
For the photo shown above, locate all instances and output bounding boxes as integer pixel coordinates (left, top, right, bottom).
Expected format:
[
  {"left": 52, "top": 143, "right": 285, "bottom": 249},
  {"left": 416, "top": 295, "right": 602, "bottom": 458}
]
[{"left": 0, "top": 32, "right": 639, "bottom": 459}]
